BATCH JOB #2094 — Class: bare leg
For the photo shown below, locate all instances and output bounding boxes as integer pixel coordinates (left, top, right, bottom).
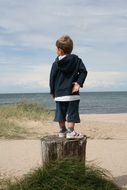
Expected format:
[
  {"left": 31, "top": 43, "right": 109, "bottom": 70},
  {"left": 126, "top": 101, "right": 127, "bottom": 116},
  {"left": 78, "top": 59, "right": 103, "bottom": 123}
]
[
  {"left": 67, "top": 122, "right": 75, "bottom": 132},
  {"left": 58, "top": 121, "right": 67, "bottom": 133},
  {"left": 58, "top": 121, "right": 67, "bottom": 138},
  {"left": 59, "top": 121, "right": 66, "bottom": 128}
]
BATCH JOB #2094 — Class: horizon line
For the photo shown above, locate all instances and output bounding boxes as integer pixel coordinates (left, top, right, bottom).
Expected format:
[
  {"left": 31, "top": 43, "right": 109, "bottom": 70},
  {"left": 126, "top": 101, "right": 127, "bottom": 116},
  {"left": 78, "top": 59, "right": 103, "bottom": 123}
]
[{"left": 0, "top": 90, "right": 127, "bottom": 95}]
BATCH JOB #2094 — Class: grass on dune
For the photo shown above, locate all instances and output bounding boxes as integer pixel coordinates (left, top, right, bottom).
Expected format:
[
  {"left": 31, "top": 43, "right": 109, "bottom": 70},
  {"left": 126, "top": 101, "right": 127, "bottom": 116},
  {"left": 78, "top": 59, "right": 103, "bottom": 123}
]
[
  {"left": 0, "top": 101, "right": 53, "bottom": 121},
  {"left": 0, "top": 119, "right": 29, "bottom": 139},
  {"left": 1, "top": 157, "right": 120, "bottom": 190},
  {"left": 0, "top": 102, "right": 54, "bottom": 139}
]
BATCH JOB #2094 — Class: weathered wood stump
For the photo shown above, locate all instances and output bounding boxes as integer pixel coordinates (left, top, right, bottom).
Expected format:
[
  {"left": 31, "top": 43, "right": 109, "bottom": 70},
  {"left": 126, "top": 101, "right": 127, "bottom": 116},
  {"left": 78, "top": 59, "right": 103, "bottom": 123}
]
[{"left": 41, "top": 135, "right": 87, "bottom": 165}]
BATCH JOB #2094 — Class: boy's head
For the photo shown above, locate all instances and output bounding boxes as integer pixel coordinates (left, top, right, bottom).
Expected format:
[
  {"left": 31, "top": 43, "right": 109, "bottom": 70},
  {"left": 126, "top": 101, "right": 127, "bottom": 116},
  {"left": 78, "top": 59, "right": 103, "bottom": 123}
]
[{"left": 56, "top": 35, "right": 73, "bottom": 56}]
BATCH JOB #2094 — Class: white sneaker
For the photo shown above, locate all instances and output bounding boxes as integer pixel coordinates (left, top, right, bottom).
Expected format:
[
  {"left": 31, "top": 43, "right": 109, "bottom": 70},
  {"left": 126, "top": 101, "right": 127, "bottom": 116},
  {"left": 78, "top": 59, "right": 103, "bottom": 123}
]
[
  {"left": 58, "top": 131, "right": 67, "bottom": 138},
  {"left": 66, "top": 131, "right": 84, "bottom": 139}
]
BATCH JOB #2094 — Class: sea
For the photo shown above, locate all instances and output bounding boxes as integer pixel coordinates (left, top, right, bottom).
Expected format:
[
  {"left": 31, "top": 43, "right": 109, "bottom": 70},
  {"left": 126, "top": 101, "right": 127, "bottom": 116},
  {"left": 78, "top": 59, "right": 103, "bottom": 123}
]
[{"left": 0, "top": 91, "right": 127, "bottom": 114}]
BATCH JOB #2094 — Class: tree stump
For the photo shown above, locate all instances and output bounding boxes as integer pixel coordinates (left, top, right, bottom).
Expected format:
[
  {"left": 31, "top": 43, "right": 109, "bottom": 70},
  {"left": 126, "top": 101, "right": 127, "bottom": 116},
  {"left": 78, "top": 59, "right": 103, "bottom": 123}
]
[{"left": 41, "top": 135, "right": 87, "bottom": 165}]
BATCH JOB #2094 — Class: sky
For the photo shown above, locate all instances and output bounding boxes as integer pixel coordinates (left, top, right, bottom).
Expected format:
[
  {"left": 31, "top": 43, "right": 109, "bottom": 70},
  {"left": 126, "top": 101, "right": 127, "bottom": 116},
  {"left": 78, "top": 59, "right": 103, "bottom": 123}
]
[{"left": 0, "top": 0, "right": 127, "bottom": 93}]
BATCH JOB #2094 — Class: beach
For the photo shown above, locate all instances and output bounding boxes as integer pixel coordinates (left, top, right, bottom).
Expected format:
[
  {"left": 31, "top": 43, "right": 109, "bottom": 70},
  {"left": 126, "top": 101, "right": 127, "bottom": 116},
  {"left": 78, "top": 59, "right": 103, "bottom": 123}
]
[
  {"left": 0, "top": 113, "right": 127, "bottom": 188},
  {"left": 6, "top": 113, "right": 126, "bottom": 140},
  {"left": 80, "top": 113, "right": 127, "bottom": 140}
]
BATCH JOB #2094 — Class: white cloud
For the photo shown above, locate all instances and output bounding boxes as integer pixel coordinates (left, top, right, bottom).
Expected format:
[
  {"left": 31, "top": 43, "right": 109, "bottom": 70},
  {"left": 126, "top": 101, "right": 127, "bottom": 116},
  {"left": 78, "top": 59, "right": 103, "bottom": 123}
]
[
  {"left": 85, "top": 71, "right": 127, "bottom": 91},
  {"left": 18, "top": 33, "right": 54, "bottom": 50},
  {"left": 0, "top": 64, "right": 50, "bottom": 88},
  {"left": 0, "top": 0, "right": 127, "bottom": 92},
  {"left": 0, "top": 0, "right": 127, "bottom": 48},
  {"left": 0, "top": 64, "right": 127, "bottom": 92}
]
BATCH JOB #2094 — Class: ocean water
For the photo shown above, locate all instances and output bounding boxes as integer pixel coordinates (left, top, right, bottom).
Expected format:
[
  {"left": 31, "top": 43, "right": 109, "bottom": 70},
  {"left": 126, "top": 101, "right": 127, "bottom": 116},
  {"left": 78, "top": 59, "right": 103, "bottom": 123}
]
[{"left": 0, "top": 91, "right": 127, "bottom": 114}]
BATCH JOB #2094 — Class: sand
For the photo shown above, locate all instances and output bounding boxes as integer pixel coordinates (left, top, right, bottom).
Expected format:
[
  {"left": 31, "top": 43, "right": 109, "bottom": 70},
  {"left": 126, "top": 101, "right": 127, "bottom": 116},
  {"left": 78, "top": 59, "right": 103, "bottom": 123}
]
[
  {"left": 0, "top": 113, "right": 127, "bottom": 188},
  {"left": 13, "top": 113, "right": 127, "bottom": 140},
  {"left": 79, "top": 113, "right": 127, "bottom": 140}
]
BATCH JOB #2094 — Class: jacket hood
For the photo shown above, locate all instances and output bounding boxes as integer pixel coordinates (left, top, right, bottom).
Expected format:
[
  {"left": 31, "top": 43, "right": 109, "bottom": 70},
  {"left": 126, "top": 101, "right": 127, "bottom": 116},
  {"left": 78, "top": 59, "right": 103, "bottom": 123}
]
[{"left": 56, "top": 54, "right": 79, "bottom": 74}]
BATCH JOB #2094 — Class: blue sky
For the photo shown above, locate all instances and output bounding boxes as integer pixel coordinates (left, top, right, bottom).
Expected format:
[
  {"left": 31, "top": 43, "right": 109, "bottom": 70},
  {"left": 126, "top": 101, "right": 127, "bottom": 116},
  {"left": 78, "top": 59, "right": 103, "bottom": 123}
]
[{"left": 0, "top": 0, "right": 127, "bottom": 93}]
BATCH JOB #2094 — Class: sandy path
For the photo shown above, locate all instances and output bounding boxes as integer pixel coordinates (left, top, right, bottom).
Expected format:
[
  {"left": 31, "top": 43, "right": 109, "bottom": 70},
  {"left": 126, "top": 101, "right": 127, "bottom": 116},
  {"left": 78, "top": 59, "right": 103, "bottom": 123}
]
[
  {"left": 87, "top": 140, "right": 127, "bottom": 188},
  {"left": 0, "top": 140, "right": 42, "bottom": 179}
]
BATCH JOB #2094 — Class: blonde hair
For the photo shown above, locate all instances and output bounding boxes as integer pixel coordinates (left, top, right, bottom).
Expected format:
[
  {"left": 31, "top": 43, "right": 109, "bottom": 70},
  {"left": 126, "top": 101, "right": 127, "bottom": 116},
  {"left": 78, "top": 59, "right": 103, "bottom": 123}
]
[{"left": 56, "top": 35, "right": 73, "bottom": 54}]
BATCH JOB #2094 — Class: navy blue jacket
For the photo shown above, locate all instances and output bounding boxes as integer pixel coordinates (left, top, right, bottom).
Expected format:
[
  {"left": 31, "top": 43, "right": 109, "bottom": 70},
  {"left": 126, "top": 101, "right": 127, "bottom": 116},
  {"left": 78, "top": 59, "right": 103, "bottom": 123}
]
[{"left": 49, "top": 54, "right": 87, "bottom": 97}]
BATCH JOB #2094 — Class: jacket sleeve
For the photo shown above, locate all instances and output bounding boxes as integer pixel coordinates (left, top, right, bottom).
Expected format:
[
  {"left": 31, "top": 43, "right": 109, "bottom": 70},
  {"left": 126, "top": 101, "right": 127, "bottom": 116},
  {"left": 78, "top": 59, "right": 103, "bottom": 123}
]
[
  {"left": 49, "top": 61, "right": 58, "bottom": 95},
  {"left": 77, "top": 59, "right": 88, "bottom": 87}
]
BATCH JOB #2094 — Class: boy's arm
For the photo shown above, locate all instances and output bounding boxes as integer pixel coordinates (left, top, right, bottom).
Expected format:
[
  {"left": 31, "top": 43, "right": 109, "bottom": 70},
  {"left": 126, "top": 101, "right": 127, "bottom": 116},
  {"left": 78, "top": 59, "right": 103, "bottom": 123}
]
[
  {"left": 49, "top": 61, "right": 58, "bottom": 97},
  {"left": 77, "top": 59, "right": 88, "bottom": 87}
]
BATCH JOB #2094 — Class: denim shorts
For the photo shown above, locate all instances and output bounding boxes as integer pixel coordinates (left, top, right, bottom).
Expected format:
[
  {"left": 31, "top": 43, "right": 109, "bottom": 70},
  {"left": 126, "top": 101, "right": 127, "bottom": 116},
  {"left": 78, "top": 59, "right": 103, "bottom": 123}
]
[{"left": 54, "top": 100, "right": 80, "bottom": 123}]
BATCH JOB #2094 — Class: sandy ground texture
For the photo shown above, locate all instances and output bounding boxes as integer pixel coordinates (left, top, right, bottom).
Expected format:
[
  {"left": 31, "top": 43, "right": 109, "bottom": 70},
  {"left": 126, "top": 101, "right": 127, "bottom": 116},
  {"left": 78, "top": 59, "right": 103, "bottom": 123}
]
[
  {"left": 0, "top": 113, "right": 127, "bottom": 188},
  {"left": 9, "top": 113, "right": 127, "bottom": 140}
]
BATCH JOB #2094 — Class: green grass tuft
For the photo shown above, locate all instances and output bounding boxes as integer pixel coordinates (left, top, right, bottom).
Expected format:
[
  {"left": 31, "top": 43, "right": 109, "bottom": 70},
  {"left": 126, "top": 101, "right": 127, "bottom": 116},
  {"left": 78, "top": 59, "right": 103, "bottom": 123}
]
[{"left": 2, "top": 157, "right": 120, "bottom": 190}]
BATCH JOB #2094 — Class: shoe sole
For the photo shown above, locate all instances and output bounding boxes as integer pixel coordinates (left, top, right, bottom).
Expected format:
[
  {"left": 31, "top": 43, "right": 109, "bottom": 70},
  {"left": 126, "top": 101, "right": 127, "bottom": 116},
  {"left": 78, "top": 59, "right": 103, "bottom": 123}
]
[
  {"left": 59, "top": 134, "right": 66, "bottom": 138},
  {"left": 66, "top": 136, "right": 84, "bottom": 140}
]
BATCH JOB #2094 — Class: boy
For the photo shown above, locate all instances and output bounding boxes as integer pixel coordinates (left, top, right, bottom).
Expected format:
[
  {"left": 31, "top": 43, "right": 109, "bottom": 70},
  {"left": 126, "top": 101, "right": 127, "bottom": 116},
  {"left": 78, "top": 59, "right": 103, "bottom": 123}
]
[{"left": 49, "top": 35, "right": 87, "bottom": 139}]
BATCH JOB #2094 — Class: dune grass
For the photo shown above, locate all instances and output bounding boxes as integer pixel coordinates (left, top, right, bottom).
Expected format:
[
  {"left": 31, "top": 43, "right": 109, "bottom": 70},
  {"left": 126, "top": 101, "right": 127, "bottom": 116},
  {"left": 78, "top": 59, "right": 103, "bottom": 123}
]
[
  {"left": 1, "top": 157, "right": 120, "bottom": 190},
  {"left": 0, "top": 102, "right": 54, "bottom": 139},
  {"left": 0, "top": 102, "right": 53, "bottom": 120},
  {"left": 0, "top": 119, "right": 28, "bottom": 139}
]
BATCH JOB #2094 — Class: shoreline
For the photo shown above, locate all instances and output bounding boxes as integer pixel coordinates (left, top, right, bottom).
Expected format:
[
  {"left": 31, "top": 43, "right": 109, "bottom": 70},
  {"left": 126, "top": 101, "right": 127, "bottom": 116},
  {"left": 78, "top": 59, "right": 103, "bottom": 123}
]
[
  {"left": 80, "top": 112, "right": 127, "bottom": 115},
  {"left": 0, "top": 91, "right": 127, "bottom": 116},
  {"left": 80, "top": 112, "right": 127, "bottom": 117}
]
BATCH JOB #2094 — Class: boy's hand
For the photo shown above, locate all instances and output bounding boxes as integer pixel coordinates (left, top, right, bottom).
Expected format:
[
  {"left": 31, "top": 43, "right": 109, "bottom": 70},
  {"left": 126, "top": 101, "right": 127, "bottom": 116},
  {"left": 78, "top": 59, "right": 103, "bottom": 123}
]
[{"left": 72, "top": 82, "right": 80, "bottom": 93}]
